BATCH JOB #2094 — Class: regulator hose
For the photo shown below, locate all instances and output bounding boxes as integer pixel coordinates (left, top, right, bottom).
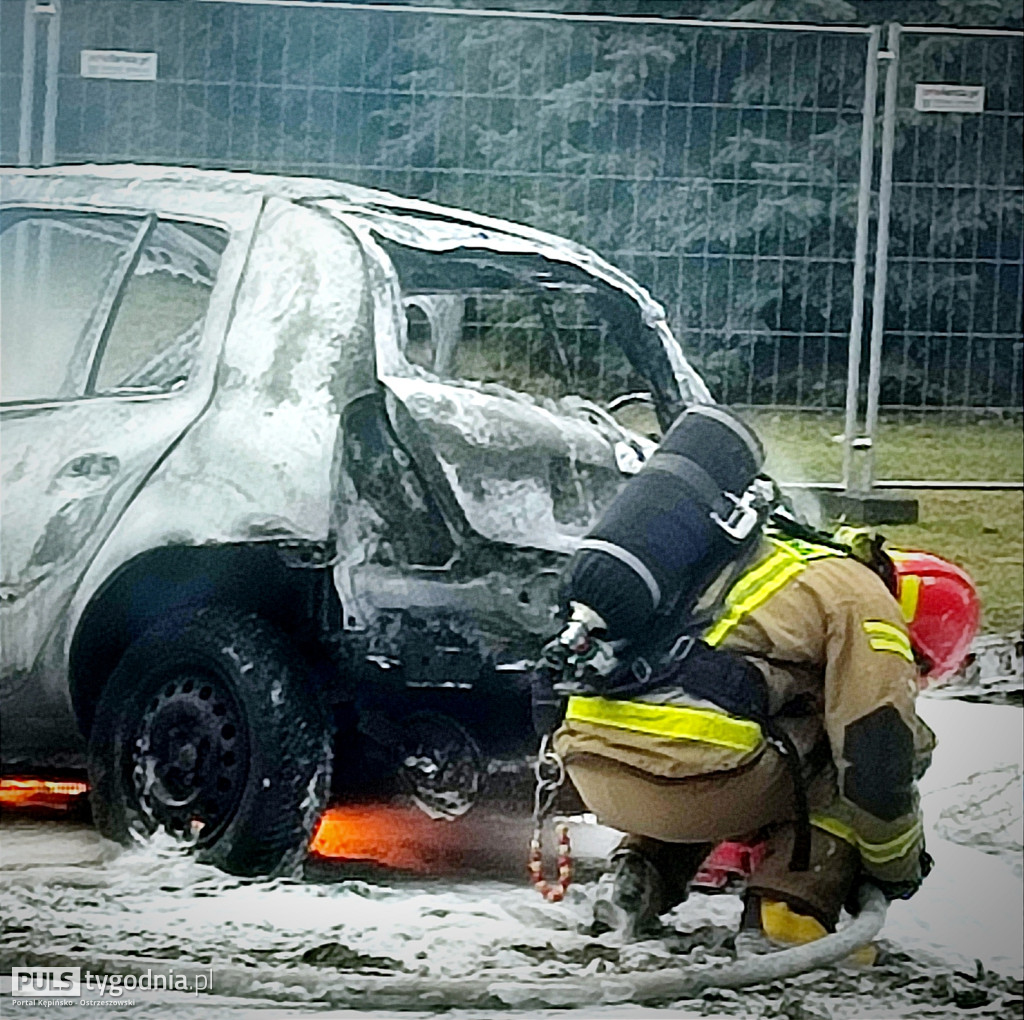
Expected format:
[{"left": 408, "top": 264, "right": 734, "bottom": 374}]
[{"left": 2, "top": 886, "right": 888, "bottom": 1010}]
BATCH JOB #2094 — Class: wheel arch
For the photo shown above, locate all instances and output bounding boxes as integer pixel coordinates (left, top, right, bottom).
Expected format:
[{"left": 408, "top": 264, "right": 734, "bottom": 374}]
[{"left": 69, "top": 542, "right": 344, "bottom": 737}]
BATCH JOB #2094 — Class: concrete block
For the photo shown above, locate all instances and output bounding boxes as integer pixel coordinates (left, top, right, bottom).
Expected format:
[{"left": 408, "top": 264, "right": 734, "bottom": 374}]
[{"left": 815, "top": 489, "right": 919, "bottom": 526}]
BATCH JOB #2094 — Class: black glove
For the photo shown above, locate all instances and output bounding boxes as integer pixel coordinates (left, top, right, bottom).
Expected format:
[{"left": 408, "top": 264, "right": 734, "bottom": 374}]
[{"left": 868, "top": 849, "right": 934, "bottom": 902}]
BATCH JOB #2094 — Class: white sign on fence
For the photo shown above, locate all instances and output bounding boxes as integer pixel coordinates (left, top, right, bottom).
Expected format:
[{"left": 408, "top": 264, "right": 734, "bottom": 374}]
[
  {"left": 914, "top": 83, "right": 985, "bottom": 113},
  {"left": 80, "top": 50, "right": 158, "bottom": 81}
]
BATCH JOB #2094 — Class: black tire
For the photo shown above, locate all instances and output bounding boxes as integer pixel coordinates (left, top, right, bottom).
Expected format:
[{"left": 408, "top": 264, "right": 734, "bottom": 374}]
[{"left": 87, "top": 607, "right": 332, "bottom": 877}]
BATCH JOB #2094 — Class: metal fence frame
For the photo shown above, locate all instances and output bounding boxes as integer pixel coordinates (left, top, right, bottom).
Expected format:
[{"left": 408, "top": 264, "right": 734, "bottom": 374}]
[
  {"left": 4, "top": 1, "right": 1023, "bottom": 496},
  {"left": 850, "top": 22, "right": 1024, "bottom": 492}
]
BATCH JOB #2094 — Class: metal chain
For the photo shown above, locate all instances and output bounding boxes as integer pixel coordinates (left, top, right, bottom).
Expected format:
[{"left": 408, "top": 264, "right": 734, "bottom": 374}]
[{"left": 528, "top": 734, "right": 572, "bottom": 902}]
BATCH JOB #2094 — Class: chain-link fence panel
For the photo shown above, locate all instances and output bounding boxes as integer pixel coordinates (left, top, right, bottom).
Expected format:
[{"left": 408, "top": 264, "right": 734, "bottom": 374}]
[
  {"left": 8, "top": 0, "right": 881, "bottom": 412},
  {"left": 6, "top": 3, "right": 1021, "bottom": 416},
  {"left": 1, "top": 1, "right": 27, "bottom": 165},
  {"left": 882, "top": 28, "right": 1023, "bottom": 418}
]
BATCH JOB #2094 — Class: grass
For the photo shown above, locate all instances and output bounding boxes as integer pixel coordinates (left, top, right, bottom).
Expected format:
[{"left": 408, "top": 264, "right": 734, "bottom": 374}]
[
  {"left": 752, "top": 414, "right": 1023, "bottom": 484},
  {"left": 751, "top": 414, "right": 1023, "bottom": 635}
]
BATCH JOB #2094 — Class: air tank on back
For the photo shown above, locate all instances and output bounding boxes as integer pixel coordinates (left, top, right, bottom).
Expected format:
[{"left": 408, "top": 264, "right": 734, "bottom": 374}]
[{"left": 564, "top": 405, "right": 767, "bottom": 641}]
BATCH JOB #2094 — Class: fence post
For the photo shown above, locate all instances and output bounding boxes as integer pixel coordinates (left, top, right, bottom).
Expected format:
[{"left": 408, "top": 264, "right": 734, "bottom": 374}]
[
  {"left": 18, "top": 0, "right": 38, "bottom": 166},
  {"left": 41, "top": 1, "right": 61, "bottom": 166},
  {"left": 863, "top": 22, "right": 901, "bottom": 490},
  {"left": 827, "top": 24, "right": 918, "bottom": 525},
  {"left": 17, "top": 0, "right": 60, "bottom": 167},
  {"left": 841, "top": 25, "right": 881, "bottom": 491}
]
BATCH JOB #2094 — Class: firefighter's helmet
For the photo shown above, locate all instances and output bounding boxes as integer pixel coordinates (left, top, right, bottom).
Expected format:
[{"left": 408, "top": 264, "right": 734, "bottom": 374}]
[{"left": 889, "top": 550, "right": 980, "bottom": 683}]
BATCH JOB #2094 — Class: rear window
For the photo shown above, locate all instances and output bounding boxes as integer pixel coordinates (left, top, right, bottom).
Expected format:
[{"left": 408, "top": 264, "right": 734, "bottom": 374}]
[
  {"left": 448, "top": 291, "right": 633, "bottom": 403},
  {"left": 387, "top": 247, "right": 646, "bottom": 407}
]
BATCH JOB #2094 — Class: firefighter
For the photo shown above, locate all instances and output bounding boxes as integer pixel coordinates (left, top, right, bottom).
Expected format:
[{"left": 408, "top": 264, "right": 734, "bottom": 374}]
[{"left": 539, "top": 407, "right": 980, "bottom": 949}]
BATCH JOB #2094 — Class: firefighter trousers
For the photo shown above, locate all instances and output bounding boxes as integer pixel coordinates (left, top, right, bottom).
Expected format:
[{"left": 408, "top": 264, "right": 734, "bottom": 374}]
[{"left": 564, "top": 745, "right": 859, "bottom": 928}]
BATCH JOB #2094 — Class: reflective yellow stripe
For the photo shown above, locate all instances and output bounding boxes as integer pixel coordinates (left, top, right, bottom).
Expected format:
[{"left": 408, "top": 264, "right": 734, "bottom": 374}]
[
  {"left": 889, "top": 547, "right": 919, "bottom": 623},
  {"left": 778, "top": 537, "right": 841, "bottom": 561},
  {"left": 810, "top": 813, "right": 923, "bottom": 864},
  {"left": 565, "top": 696, "right": 763, "bottom": 752},
  {"left": 867, "top": 638, "right": 915, "bottom": 662},
  {"left": 863, "top": 620, "right": 912, "bottom": 646},
  {"left": 863, "top": 620, "right": 915, "bottom": 663},
  {"left": 705, "top": 544, "right": 805, "bottom": 646},
  {"left": 898, "top": 574, "right": 920, "bottom": 622},
  {"left": 860, "top": 820, "right": 924, "bottom": 864},
  {"left": 810, "top": 814, "right": 858, "bottom": 847},
  {"left": 705, "top": 538, "right": 843, "bottom": 647}
]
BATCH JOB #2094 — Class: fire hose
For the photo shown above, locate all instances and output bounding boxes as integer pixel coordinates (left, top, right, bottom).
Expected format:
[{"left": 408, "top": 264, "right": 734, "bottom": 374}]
[{"left": 2, "top": 886, "right": 887, "bottom": 1009}]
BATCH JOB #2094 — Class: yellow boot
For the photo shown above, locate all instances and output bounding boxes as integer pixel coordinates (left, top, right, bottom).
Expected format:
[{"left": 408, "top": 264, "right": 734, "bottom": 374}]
[{"left": 760, "top": 899, "right": 878, "bottom": 966}]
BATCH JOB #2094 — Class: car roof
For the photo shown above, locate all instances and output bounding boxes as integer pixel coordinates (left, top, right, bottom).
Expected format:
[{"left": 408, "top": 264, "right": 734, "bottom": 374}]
[
  {"left": 2, "top": 163, "right": 714, "bottom": 405},
  {"left": 3, "top": 162, "right": 671, "bottom": 322},
  {"left": 2, "top": 163, "right": 596, "bottom": 264}
]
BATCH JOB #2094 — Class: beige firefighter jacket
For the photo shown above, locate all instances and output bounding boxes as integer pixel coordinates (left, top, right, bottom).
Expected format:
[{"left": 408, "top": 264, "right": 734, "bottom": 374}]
[{"left": 556, "top": 534, "right": 934, "bottom": 886}]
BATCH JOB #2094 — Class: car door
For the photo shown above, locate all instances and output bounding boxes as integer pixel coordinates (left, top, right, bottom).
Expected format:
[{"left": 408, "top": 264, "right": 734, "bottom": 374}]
[{"left": 0, "top": 208, "right": 230, "bottom": 709}]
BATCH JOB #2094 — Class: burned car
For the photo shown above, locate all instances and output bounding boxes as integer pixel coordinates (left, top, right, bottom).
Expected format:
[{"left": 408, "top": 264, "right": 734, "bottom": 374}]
[{"left": 0, "top": 164, "right": 710, "bottom": 874}]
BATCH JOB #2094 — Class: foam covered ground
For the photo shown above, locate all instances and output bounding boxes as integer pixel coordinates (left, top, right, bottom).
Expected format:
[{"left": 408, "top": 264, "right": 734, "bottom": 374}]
[{"left": 1, "top": 697, "right": 1020, "bottom": 1018}]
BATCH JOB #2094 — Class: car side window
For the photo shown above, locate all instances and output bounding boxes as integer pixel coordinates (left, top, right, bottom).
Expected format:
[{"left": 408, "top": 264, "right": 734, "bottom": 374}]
[
  {"left": 0, "top": 211, "right": 141, "bottom": 404},
  {"left": 92, "top": 221, "right": 227, "bottom": 395}
]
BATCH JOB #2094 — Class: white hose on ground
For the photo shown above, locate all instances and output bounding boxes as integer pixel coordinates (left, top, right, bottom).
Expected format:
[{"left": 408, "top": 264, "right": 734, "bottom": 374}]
[
  {"left": 620, "top": 883, "right": 890, "bottom": 1000},
  {"left": 0, "top": 885, "right": 888, "bottom": 1010}
]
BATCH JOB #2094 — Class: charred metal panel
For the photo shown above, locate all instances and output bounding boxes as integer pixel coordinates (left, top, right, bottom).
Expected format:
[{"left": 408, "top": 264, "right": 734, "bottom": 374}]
[
  {"left": 331, "top": 211, "right": 689, "bottom": 656},
  {"left": 28, "top": 200, "right": 371, "bottom": 756},
  {"left": 347, "top": 230, "right": 651, "bottom": 555},
  {"left": 2, "top": 311, "right": 228, "bottom": 689},
  {"left": 384, "top": 376, "right": 624, "bottom": 552},
  {"left": 337, "top": 554, "right": 566, "bottom": 667},
  {"left": 337, "top": 393, "right": 456, "bottom": 570},
  {"left": 66, "top": 199, "right": 373, "bottom": 562},
  {"left": 1, "top": 188, "right": 259, "bottom": 755},
  {"left": 331, "top": 342, "right": 573, "bottom": 655}
]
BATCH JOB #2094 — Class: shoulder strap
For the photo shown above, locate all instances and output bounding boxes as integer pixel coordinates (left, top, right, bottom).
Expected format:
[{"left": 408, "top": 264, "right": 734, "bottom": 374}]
[
  {"left": 831, "top": 526, "right": 899, "bottom": 597},
  {"left": 769, "top": 512, "right": 899, "bottom": 597},
  {"left": 703, "top": 538, "right": 818, "bottom": 647}
]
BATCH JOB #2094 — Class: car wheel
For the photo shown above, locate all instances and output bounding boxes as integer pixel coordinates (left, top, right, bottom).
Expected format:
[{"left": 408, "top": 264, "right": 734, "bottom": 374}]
[
  {"left": 398, "top": 711, "right": 485, "bottom": 820},
  {"left": 87, "top": 607, "right": 332, "bottom": 876}
]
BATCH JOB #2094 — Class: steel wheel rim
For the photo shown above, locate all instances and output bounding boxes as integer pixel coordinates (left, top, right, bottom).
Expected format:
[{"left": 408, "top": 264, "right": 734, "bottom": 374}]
[{"left": 129, "top": 671, "right": 248, "bottom": 844}]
